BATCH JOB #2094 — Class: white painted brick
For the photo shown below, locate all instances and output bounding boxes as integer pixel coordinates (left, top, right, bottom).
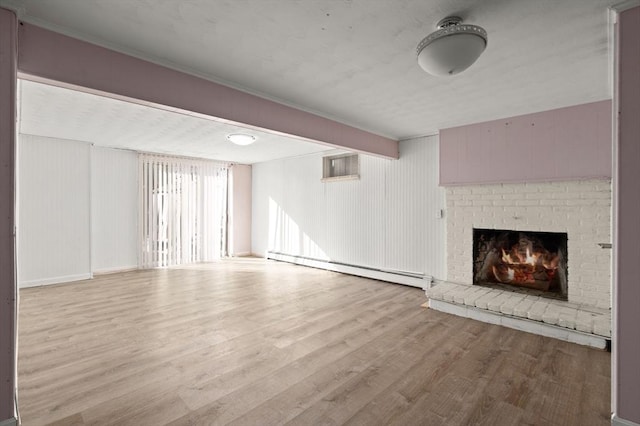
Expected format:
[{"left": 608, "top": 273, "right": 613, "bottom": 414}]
[
  {"left": 499, "top": 295, "right": 524, "bottom": 315},
  {"left": 538, "top": 185, "right": 567, "bottom": 193},
  {"left": 474, "top": 292, "right": 498, "bottom": 310},
  {"left": 446, "top": 179, "right": 611, "bottom": 311},
  {"left": 567, "top": 199, "right": 597, "bottom": 206},
  {"left": 471, "top": 187, "right": 493, "bottom": 195},
  {"left": 463, "top": 287, "right": 490, "bottom": 306},
  {"left": 582, "top": 191, "right": 611, "bottom": 199},
  {"left": 482, "top": 194, "right": 503, "bottom": 201},
  {"left": 491, "top": 186, "right": 515, "bottom": 194},
  {"left": 558, "top": 309, "right": 578, "bottom": 329},
  {"left": 527, "top": 301, "right": 548, "bottom": 322},
  {"left": 487, "top": 292, "right": 511, "bottom": 312},
  {"left": 515, "top": 199, "right": 540, "bottom": 206},
  {"left": 551, "top": 192, "right": 581, "bottom": 199},
  {"left": 454, "top": 188, "right": 472, "bottom": 195},
  {"left": 493, "top": 200, "right": 515, "bottom": 207},
  {"left": 575, "top": 312, "right": 595, "bottom": 333},
  {"left": 539, "top": 199, "right": 564, "bottom": 206},
  {"left": 513, "top": 298, "right": 537, "bottom": 317},
  {"left": 542, "top": 307, "right": 560, "bottom": 325},
  {"left": 502, "top": 194, "right": 524, "bottom": 200},
  {"left": 426, "top": 286, "right": 445, "bottom": 301},
  {"left": 593, "top": 318, "right": 611, "bottom": 337}
]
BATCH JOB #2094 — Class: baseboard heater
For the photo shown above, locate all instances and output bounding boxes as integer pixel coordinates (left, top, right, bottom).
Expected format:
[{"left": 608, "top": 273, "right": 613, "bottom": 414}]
[{"left": 266, "top": 251, "right": 430, "bottom": 289}]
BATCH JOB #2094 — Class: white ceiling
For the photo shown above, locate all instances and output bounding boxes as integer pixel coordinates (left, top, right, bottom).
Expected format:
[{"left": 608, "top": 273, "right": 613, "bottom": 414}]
[
  {"left": 19, "top": 80, "right": 334, "bottom": 163},
  {"left": 3, "top": 0, "right": 618, "bottom": 162}
]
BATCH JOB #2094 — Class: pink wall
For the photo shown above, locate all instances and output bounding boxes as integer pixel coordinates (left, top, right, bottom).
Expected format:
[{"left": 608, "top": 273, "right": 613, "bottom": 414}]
[
  {"left": 439, "top": 100, "right": 612, "bottom": 185},
  {"left": 615, "top": 5, "right": 640, "bottom": 424},
  {"left": 17, "top": 23, "right": 398, "bottom": 160},
  {"left": 0, "top": 8, "right": 16, "bottom": 422},
  {"left": 230, "top": 165, "right": 252, "bottom": 256}
]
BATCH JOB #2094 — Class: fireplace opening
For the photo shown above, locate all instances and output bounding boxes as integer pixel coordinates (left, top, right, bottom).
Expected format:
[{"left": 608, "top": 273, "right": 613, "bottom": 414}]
[{"left": 473, "top": 228, "right": 568, "bottom": 300}]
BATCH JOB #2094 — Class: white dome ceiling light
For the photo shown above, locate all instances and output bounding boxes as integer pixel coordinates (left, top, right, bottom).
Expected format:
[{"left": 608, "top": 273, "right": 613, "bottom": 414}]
[
  {"left": 227, "top": 133, "right": 256, "bottom": 146},
  {"left": 416, "top": 16, "right": 487, "bottom": 77}
]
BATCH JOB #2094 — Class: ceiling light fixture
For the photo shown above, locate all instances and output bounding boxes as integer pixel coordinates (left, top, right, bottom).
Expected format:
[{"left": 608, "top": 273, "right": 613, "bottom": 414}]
[
  {"left": 416, "top": 16, "right": 487, "bottom": 77},
  {"left": 227, "top": 133, "right": 256, "bottom": 146}
]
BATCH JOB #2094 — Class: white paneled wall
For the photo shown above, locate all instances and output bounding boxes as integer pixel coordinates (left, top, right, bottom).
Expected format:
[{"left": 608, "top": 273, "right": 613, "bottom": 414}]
[
  {"left": 252, "top": 136, "right": 446, "bottom": 280},
  {"left": 18, "top": 134, "right": 91, "bottom": 287},
  {"left": 91, "top": 147, "right": 138, "bottom": 273},
  {"left": 18, "top": 135, "right": 140, "bottom": 286},
  {"left": 385, "top": 138, "right": 446, "bottom": 275}
]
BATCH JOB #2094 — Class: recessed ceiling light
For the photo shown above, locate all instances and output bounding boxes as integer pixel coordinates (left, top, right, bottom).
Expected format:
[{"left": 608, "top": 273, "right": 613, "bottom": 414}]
[{"left": 227, "top": 133, "right": 256, "bottom": 146}]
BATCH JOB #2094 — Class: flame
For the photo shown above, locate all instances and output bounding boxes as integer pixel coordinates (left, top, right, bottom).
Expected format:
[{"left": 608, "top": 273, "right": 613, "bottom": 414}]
[
  {"left": 524, "top": 247, "right": 539, "bottom": 265},
  {"left": 502, "top": 246, "right": 549, "bottom": 267},
  {"left": 492, "top": 265, "right": 515, "bottom": 283},
  {"left": 488, "top": 238, "right": 561, "bottom": 286},
  {"left": 501, "top": 249, "right": 515, "bottom": 264}
]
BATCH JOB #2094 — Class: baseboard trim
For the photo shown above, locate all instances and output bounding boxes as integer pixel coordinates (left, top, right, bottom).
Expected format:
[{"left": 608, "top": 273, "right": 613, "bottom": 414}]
[
  {"left": 92, "top": 266, "right": 138, "bottom": 275},
  {"left": 230, "top": 252, "right": 252, "bottom": 257},
  {"left": 612, "top": 414, "right": 640, "bottom": 426},
  {"left": 19, "top": 273, "right": 92, "bottom": 288},
  {"left": 429, "top": 298, "right": 608, "bottom": 349},
  {"left": 266, "top": 252, "right": 429, "bottom": 288},
  {"left": 0, "top": 416, "right": 17, "bottom": 426}
]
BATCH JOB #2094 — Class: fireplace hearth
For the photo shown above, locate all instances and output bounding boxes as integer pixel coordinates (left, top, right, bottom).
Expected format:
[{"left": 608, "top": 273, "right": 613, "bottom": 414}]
[{"left": 473, "top": 228, "right": 568, "bottom": 300}]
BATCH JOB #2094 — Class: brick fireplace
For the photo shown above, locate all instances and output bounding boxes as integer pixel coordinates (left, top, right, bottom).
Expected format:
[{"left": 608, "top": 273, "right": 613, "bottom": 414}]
[
  {"left": 426, "top": 178, "right": 612, "bottom": 347},
  {"left": 431, "top": 101, "right": 613, "bottom": 346},
  {"left": 445, "top": 179, "right": 611, "bottom": 309}
]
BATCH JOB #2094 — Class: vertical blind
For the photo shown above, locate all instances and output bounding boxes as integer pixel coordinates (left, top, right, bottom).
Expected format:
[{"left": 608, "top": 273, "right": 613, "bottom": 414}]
[{"left": 139, "top": 154, "right": 229, "bottom": 268}]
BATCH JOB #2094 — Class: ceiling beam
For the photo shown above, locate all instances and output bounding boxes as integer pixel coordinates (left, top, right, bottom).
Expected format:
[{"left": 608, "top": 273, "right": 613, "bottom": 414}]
[{"left": 16, "top": 22, "right": 398, "bottom": 159}]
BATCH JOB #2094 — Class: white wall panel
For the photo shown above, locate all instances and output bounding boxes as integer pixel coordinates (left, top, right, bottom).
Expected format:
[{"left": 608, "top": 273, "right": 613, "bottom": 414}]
[
  {"left": 324, "top": 155, "right": 387, "bottom": 268},
  {"left": 91, "top": 146, "right": 138, "bottom": 272},
  {"left": 252, "top": 135, "right": 447, "bottom": 280},
  {"left": 18, "top": 134, "right": 91, "bottom": 287},
  {"left": 385, "top": 137, "right": 446, "bottom": 277}
]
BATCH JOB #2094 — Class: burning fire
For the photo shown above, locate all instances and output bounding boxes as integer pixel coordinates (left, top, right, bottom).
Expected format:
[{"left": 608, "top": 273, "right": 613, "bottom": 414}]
[{"left": 492, "top": 245, "right": 559, "bottom": 285}]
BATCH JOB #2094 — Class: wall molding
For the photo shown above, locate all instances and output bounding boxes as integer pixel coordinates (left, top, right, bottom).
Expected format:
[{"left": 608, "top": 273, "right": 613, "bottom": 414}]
[
  {"left": 19, "top": 273, "right": 92, "bottom": 288},
  {"left": 232, "top": 252, "right": 253, "bottom": 258},
  {"left": 612, "top": 414, "right": 640, "bottom": 426},
  {"left": 92, "top": 266, "right": 138, "bottom": 276},
  {"left": 266, "top": 252, "right": 430, "bottom": 288},
  {"left": 611, "top": 0, "right": 640, "bottom": 12}
]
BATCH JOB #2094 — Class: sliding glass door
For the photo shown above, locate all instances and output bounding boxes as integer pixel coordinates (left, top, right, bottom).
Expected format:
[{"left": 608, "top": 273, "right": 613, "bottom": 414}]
[{"left": 139, "top": 154, "right": 228, "bottom": 268}]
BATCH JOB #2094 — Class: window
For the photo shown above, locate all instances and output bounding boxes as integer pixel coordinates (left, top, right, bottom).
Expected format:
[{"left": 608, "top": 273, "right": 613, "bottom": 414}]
[{"left": 322, "top": 153, "right": 359, "bottom": 181}]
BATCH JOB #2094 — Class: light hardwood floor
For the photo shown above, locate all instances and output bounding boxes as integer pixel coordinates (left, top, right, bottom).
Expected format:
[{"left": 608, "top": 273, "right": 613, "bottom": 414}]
[{"left": 18, "top": 258, "right": 610, "bottom": 426}]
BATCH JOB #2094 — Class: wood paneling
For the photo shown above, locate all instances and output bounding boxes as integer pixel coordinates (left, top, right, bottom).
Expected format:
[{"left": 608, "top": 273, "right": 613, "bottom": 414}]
[{"left": 18, "top": 259, "right": 610, "bottom": 425}]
